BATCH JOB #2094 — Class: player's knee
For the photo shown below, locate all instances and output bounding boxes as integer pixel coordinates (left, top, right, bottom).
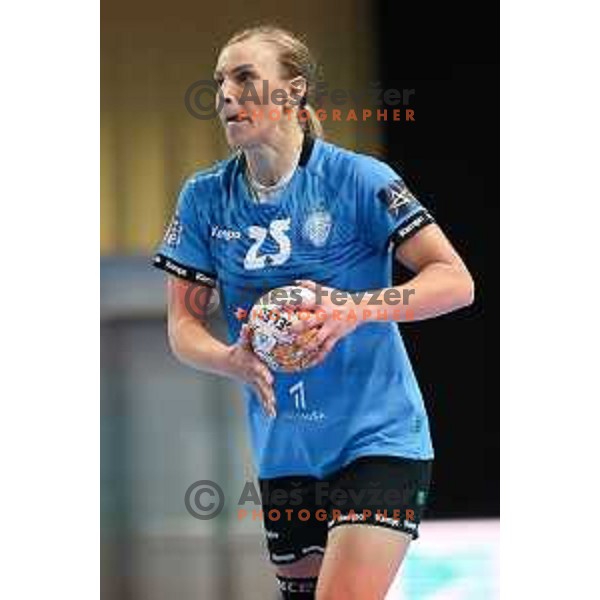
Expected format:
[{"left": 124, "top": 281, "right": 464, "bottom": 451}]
[
  {"left": 275, "top": 553, "right": 322, "bottom": 578},
  {"left": 316, "top": 568, "right": 375, "bottom": 600},
  {"left": 316, "top": 583, "right": 362, "bottom": 600}
]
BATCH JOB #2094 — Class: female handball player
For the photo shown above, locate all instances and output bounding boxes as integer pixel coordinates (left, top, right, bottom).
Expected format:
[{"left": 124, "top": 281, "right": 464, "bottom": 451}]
[{"left": 153, "top": 26, "right": 474, "bottom": 600}]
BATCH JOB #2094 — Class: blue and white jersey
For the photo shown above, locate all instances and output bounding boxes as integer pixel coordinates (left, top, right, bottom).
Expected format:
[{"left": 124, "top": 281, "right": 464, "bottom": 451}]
[{"left": 153, "top": 136, "right": 435, "bottom": 478}]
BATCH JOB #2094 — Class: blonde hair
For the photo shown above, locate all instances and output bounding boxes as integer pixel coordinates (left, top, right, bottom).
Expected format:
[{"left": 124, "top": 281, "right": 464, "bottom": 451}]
[{"left": 223, "top": 25, "right": 324, "bottom": 138}]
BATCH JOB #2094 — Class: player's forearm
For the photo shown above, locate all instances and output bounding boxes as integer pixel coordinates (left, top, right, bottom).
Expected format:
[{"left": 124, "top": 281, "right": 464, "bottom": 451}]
[
  {"left": 168, "top": 317, "right": 236, "bottom": 378},
  {"left": 359, "top": 262, "right": 474, "bottom": 323}
]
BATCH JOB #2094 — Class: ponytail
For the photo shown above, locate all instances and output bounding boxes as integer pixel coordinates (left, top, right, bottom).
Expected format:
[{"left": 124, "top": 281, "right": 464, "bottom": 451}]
[{"left": 299, "top": 103, "right": 323, "bottom": 138}]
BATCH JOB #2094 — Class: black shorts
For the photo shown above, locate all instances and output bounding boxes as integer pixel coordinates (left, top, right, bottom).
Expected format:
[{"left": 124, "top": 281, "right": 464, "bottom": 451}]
[{"left": 258, "top": 455, "right": 432, "bottom": 566}]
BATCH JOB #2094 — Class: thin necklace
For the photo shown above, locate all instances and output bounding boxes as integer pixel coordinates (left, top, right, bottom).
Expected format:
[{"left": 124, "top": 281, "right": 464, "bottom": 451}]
[{"left": 246, "top": 143, "right": 303, "bottom": 203}]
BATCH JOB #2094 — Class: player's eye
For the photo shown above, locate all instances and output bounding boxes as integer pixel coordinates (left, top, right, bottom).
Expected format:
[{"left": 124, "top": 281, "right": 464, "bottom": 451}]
[
  {"left": 236, "top": 70, "right": 255, "bottom": 83},
  {"left": 214, "top": 76, "right": 224, "bottom": 87}
]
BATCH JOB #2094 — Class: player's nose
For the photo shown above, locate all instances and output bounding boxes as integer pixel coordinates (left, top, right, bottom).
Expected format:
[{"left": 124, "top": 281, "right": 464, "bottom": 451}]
[{"left": 221, "top": 79, "right": 238, "bottom": 105}]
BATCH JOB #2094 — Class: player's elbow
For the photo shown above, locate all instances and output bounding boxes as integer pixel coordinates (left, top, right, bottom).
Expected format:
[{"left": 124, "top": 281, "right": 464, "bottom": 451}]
[
  {"left": 167, "top": 329, "right": 183, "bottom": 362},
  {"left": 455, "top": 266, "right": 475, "bottom": 308},
  {"left": 167, "top": 317, "right": 188, "bottom": 364}
]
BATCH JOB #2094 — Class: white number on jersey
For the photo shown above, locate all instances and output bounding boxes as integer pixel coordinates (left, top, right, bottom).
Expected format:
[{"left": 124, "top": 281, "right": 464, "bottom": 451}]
[
  {"left": 289, "top": 381, "right": 306, "bottom": 411},
  {"left": 243, "top": 218, "right": 292, "bottom": 270}
]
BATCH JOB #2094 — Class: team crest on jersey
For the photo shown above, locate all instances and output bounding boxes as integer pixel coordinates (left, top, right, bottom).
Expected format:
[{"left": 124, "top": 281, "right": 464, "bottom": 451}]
[
  {"left": 378, "top": 179, "right": 417, "bottom": 217},
  {"left": 163, "top": 215, "right": 182, "bottom": 248},
  {"left": 303, "top": 209, "right": 332, "bottom": 248}
]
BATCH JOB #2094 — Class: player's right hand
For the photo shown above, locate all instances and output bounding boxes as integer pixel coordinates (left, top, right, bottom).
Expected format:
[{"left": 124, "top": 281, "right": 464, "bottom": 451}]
[{"left": 227, "top": 324, "right": 276, "bottom": 417}]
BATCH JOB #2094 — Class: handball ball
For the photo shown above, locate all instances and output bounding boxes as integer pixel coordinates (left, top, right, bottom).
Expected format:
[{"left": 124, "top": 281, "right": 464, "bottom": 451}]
[{"left": 249, "top": 285, "right": 318, "bottom": 373}]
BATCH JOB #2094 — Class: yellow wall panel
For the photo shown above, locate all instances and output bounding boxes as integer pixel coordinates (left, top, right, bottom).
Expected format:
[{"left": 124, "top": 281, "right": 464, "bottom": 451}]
[
  {"left": 101, "top": 0, "right": 381, "bottom": 254},
  {"left": 100, "top": 111, "right": 118, "bottom": 252}
]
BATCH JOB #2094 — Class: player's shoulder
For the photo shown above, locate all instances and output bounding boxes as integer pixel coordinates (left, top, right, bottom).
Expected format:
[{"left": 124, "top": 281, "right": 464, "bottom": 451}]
[
  {"left": 311, "top": 138, "right": 397, "bottom": 186},
  {"left": 179, "top": 153, "right": 239, "bottom": 206}
]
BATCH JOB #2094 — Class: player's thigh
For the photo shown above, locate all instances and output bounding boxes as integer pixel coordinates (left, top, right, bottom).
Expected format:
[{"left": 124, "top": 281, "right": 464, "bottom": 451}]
[
  {"left": 259, "top": 475, "right": 328, "bottom": 579},
  {"left": 316, "top": 525, "right": 410, "bottom": 600},
  {"left": 316, "top": 455, "right": 432, "bottom": 600}
]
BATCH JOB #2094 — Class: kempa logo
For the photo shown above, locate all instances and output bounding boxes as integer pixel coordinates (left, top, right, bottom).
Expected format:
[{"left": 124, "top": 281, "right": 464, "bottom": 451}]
[
  {"left": 211, "top": 225, "right": 241, "bottom": 240},
  {"left": 397, "top": 214, "right": 429, "bottom": 239},
  {"left": 165, "top": 259, "right": 187, "bottom": 278}
]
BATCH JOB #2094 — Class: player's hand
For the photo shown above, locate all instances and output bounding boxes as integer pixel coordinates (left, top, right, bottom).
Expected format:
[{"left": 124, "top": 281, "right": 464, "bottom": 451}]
[
  {"left": 290, "top": 279, "right": 363, "bottom": 368},
  {"left": 227, "top": 324, "right": 276, "bottom": 417}
]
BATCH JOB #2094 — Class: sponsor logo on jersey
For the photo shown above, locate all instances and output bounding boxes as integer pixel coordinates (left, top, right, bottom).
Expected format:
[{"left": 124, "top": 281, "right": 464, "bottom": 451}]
[
  {"left": 280, "top": 410, "right": 327, "bottom": 423},
  {"left": 211, "top": 225, "right": 241, "bottom": 240},
  {"left": 303, "top": 209, "right": 332, "bottom": 247},
  {"left": 378, "top": 179, "right": 417, "bottom": 217},
  {"left": 195, "top": 272, "right": 215, "bottom": 285},
  {"left": 395, "top": 210, "right": 433, "bottom": 241},
  {"left": 164, "top": 259, "right": 187, "bottom": 278},
  {"left": 164, "top": 215, "right": 182, "bottom": 247}
]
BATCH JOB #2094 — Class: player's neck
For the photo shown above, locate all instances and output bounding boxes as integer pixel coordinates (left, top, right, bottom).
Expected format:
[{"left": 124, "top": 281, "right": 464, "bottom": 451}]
[{"left": 244, "top": 128, "right": 304, "bottom": 187}]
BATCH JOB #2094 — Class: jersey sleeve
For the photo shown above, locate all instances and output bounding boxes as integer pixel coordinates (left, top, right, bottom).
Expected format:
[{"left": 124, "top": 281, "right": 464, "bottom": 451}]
[
  {"left": 354, "top": 155, "right": 435, "bottom": 251},
  {"left": 152, "top": 177, "right": 217, "bottom": 287}
]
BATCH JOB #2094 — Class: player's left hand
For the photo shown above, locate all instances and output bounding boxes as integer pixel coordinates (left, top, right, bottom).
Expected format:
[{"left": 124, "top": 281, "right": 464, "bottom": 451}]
[{"left": 290, "top": 279, "right": 364, "bottom": 368}]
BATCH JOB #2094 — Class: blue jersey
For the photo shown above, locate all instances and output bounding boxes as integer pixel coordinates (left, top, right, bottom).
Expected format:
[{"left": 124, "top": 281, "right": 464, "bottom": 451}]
[{"left": 153, "top": 136, "right": 435, "bottom": 478}]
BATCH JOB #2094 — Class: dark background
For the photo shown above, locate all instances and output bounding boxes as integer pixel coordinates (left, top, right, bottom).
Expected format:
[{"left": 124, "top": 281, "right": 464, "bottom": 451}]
[{"left": 378, "top": 1, "right": 498, "bottom": 517}]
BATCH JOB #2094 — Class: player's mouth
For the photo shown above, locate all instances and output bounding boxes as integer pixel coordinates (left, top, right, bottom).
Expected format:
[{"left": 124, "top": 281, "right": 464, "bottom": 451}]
[{"left": 225, "top": 113, "right": 253, "bottom": 126}]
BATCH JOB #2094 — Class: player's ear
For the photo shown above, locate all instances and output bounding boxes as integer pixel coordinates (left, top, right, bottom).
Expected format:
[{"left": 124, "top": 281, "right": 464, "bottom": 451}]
[{"left": 288, "top": 76, "right": 307, "bottom": 107}]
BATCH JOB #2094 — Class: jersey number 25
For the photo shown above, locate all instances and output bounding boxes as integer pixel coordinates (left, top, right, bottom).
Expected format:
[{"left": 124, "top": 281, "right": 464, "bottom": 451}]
[{"left": 243, "top": 218, "right": 292, "bottom": 270}]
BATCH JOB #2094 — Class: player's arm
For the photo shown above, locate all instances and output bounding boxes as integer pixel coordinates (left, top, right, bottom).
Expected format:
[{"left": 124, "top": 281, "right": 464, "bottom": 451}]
[
  {"left": 154, "top": 176, "right": 275, "bottom": 416},
  {"left": 295, "top": 222, "right": 473, "bottom": 322},
  {"left": 167, "top": 275, "right": 232, "bottom": 373},
  {"left": 291, "top": 158, "right": 473, "bottom": 366},
  {"left": 369, "top": 222, "right": 474, "bottom": 321},
  {"left": 356, "top": 160, "right": 474, "bottom": 321},
  {"left": 167, "top": 276, "right": 276, "bottom": 416},
  {"left": 292, "top": 230, "right": 472, "bottom": 367}
]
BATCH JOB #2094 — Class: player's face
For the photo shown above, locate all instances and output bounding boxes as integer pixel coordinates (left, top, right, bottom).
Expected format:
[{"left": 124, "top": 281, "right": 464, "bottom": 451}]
[{"left": 215, "top": 40, "right": 297, "bottom": 148}]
